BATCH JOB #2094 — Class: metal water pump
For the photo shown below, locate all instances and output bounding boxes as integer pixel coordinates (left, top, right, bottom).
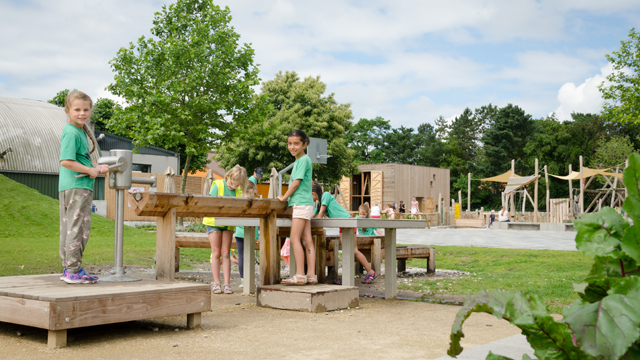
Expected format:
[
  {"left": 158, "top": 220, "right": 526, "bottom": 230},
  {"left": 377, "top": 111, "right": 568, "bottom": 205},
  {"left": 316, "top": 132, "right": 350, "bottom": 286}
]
[{"left": 77, "top": 149, "right": 156, "bottom": 282}]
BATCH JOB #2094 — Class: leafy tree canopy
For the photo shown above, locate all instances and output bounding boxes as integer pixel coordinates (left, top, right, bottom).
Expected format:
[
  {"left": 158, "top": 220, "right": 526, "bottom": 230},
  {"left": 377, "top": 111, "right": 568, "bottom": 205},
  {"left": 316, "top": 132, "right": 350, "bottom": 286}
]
[
  {"left": 600, "top": 28, "right": 640, "bottom": 123},
  {"left": 107, "top": 0, "right": 262, "bottom": 192},
  {"left": 215, "top": 71, "right": 356, "bottom": 186},
  {"left": 346, "top": 116, "right": 390, "bottom": 164},
  {"left": 48, "top": 89, "right": 73, "bottom": 107}
]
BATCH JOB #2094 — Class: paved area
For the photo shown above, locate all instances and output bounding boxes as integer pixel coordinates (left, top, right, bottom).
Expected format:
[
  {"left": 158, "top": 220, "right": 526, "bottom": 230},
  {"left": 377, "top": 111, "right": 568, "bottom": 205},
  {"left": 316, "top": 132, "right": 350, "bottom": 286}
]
[{"left": 325, "top": 227, "right": 578, "bottom": 251}]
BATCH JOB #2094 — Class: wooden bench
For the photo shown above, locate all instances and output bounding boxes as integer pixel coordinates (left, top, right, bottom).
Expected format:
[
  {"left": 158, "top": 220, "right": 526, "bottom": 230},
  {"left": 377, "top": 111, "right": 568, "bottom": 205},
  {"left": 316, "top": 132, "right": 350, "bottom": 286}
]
[
  {"left": 325, "top": 235, "right": 435, "bottom": 277},
  {"left": 455, "top": 218, "right": 485, "bottom": 227},
  {"left": 174, "top": 232, "right": 261, "bottom": 272}
]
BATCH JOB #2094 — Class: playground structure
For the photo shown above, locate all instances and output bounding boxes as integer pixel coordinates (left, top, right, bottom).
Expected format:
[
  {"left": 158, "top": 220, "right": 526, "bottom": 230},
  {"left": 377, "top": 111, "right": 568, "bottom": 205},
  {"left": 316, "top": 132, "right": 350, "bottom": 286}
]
[{"left": 447, "top": 156, "right": 627, "bottom": 226}]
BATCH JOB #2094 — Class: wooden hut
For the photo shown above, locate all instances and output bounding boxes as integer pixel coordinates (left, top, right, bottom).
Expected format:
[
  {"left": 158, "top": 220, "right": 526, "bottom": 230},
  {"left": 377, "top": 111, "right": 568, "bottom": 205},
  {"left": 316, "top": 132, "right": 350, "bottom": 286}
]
[{"left": 338, "top": 163, "right": 450, "bottom": 213}]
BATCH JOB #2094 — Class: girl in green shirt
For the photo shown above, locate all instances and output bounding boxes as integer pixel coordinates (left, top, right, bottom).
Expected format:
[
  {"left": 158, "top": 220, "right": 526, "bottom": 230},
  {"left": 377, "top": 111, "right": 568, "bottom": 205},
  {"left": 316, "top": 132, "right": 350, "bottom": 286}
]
[{"left": 277, "top": 130, "right": 316, "bottom": 285}]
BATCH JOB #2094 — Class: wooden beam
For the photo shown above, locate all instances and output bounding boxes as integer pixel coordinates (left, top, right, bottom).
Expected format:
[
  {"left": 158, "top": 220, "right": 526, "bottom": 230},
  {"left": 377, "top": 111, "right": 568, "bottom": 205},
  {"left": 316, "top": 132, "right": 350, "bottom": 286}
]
[
  {"left": 129, "top": 192, "right": 292, "bottom": 218},
  {"left": 534, "top": 158, "right": 539, "bottom": 222},
  {"left": 568, "top": 164, "right": 573, "bottom": 216},
  {"left": 384, "top": 228, "right": 397, "bottom": 299},
  {"left": 187, "top": 313, "right": 201, "bottom": 329},
  {"left": 580, "top": 156, "right": 584, "bottom": 214}
]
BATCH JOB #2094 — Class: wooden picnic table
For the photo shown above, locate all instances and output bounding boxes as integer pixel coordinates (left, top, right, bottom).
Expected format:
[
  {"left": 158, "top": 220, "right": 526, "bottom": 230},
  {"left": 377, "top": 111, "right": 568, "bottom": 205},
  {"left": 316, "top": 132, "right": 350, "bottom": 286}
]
[{"left": 129, "top": 192, "right": 425, "bottom": 299}]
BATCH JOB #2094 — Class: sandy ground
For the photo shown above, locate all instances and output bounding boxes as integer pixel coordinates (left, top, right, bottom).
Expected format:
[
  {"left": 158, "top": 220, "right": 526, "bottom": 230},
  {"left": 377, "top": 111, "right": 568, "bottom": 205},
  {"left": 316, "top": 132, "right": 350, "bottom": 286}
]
[{"left": 0, "top": 266, "right": 522, "bottom": 360}]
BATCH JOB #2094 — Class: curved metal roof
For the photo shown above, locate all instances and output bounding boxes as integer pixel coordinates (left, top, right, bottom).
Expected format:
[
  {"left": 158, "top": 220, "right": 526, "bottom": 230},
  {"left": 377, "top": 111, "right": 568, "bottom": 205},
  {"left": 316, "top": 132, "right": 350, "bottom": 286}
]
[{"left": 0, "top": 97, "right": 100, "bottom": 174}]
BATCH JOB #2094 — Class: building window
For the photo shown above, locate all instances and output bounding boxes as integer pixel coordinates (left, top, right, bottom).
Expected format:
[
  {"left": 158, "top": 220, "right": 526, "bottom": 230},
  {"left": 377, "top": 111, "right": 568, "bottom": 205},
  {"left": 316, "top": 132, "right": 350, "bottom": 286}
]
[
  {"left": 430, "top": 181, "right": 433, "bottom": 187},
  {"left": 132, "top": 164, "right": 151, "bottom": 173},
  {"left": 433, "top": 174, "right": 436, "bottom": 180}
]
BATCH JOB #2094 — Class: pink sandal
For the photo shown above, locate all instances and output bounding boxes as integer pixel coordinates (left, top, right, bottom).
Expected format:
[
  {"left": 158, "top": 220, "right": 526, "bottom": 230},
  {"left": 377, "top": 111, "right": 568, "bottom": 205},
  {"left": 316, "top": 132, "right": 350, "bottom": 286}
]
[{"left": 282, "top": 274, "right": 307, "bottom": 285}]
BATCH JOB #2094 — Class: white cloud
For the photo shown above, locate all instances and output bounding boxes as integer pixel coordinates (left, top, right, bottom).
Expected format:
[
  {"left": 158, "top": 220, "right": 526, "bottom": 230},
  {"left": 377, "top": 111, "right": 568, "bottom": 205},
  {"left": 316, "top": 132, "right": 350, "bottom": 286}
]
[{"left": 553, "top": 64, "right": 613, "bottom": 121}]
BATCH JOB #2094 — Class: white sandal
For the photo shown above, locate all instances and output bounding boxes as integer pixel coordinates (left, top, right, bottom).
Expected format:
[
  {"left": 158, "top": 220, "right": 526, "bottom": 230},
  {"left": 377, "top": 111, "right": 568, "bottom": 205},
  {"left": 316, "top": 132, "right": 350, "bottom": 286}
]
[
  {"left": 306, "top": 275, "right": 317, "bottom": 284},
  {"left": 282, "top": 274, "right": 307, "bottom": 285}
]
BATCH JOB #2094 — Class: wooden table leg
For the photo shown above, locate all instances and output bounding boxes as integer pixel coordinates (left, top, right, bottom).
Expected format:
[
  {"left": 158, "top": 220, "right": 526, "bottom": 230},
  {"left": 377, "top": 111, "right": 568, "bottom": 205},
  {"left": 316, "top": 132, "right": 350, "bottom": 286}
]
[
  {"left": 384, "top": 228, "right": 397, "bottom": 299},
  {"left": 244, "top": 226, "right": 256, "bottom": 295},
  {"left": 342, "top": 228, "right": 355, "bottom": 287},
  {"left": 156, "top": 208, "right": 176, "bottom": 281},
  {"left": 315, "top": 230, "right": 326, "bottom": 283},
  {"left": 260, "top": 211, "right": 279, "bottom": 286},
  {"left": 371, "top": 237, "right": 381, "bottom": 274},
  {"left": 187, "top": 313, "right": 202, "bottom": 329},
  {"left": 327, "top": 239, "right": 339, "bottom": 282},
  {"left": 48, "top": 329, "right": 67, "bottom": 349}
]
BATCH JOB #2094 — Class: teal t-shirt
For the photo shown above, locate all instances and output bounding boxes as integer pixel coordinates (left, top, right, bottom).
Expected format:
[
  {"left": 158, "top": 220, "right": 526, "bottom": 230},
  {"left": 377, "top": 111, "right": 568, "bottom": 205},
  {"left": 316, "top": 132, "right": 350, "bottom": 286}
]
[
  {"left": 288, "top": 155, "right": 313, "bottom": 206},
  {"left": 313, "top": 192, "right": 350, "bottom": 218},
  {"left": 59, "top": 123, "right": 95, "bottom": 192},
  {"left": 355, "top": 215, "right": 378, "bottom": 235},
  {"left": 248, "top": 176, "right": 257, "bottom": 185}
]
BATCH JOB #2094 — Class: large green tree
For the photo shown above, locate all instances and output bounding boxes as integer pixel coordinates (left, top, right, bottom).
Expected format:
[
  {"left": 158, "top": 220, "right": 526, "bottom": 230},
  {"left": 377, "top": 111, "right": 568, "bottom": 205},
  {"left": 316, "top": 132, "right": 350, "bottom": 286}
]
[
  {"left": 215, "top": 71, "right": 356, "bottom": 186},
  {"left": 48, "top": 89, "right": 72, "bottom": 107},
  {"left": 346, "top": 116, "right": 390, "bottom": 164},
  {"left": 107, "top": 0, "right": 262, "bottom": 194},
  {"left": 414, "top": 123, "right": 447, "bottom": 167},
  {"left": 599, "top": 28, "right": 640, "bottom": 123}
]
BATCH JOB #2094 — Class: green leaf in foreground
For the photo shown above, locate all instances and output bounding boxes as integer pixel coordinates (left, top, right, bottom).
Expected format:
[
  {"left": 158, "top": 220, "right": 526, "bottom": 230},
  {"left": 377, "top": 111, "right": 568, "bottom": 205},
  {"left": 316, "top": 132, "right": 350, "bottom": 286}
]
[
  {"left": 447, "top": 290, "right": 586, "bottom": 360},
  {"left": 574, "top": 207, "right": 627, "bottom": 259},
  {"left": 622, "top": 154, "right": 640, "bottom": 224},
  {"left": 621, "top": 224, "right": 640, "bottom": 263},
  {"left": 563, "top": 277, "right": 640, "bottom": 359}
]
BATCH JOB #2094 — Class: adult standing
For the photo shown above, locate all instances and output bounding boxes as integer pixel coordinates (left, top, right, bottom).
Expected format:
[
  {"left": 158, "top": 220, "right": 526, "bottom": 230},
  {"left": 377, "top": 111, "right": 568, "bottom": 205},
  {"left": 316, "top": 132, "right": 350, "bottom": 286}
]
[{"left": 370, "top": 202, "right": 382, "bottom": 218}]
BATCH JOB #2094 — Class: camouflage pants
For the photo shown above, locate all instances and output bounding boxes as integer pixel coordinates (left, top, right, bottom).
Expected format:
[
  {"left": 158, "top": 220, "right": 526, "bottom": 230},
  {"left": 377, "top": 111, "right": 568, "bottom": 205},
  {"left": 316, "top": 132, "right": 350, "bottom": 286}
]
[{"left": 59, "top": 189, "right": 93, "bottom": 273}]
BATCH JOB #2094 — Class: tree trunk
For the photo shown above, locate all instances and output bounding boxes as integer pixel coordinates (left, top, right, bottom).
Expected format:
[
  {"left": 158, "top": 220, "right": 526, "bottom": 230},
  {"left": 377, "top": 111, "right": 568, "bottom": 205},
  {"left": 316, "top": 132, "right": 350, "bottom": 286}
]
[{"left": 177, "top": 153, "right": 193, "bottom": 227}]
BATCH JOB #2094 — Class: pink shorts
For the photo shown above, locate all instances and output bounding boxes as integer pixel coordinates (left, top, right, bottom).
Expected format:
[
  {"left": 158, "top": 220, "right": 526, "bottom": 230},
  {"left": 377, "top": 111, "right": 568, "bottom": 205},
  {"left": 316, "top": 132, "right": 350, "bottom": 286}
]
[
  {"left": 292, "top": 205, "right": 314, "bottom": 220},
  {"left": 371, "top": 215, "right": 381, "bottom": 219}
]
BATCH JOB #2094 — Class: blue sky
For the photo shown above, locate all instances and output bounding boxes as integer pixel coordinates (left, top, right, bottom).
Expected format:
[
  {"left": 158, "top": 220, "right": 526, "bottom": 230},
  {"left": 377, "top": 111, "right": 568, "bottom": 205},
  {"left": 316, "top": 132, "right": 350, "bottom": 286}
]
[{"left": 1, "top": 0, "right": 639, "bottom": 129}]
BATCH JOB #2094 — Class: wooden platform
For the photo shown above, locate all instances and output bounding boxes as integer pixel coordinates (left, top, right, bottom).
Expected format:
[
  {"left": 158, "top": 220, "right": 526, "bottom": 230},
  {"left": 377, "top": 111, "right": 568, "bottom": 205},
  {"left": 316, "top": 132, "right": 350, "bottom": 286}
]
[
  {"left": 0, "top": 274, "right": 211, "bottom": 348},
  {"left": 257, "top": 284, "right": 359, "bottom": 313}
]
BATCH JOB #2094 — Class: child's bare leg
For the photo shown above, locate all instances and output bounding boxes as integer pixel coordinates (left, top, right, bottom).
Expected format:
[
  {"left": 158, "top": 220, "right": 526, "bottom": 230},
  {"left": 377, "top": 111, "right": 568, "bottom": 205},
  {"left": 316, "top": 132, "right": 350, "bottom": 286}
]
[
  {"left": 354, "top": 244, "right": 373, "bottom": 274},
  {"left": 301, "top": 219, "right": 315, "bottom": 277},
  {"left": 221, "top": 230, "right": 233, "bottom": 285},
  {"left": 290, "top": 218, "right": 307, "bottom": 277},
  {"left": 209, "top": 230, "right": 223, "bottom": 284}
]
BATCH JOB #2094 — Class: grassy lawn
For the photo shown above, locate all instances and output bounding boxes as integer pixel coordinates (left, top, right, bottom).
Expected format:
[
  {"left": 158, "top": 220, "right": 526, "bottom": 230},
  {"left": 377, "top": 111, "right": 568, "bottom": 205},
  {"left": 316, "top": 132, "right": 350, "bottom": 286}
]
[
  {"left": 397, "top": 245, "right": 592, "bottom": 313},
  {"left": 1, "top": 174, "right": 591, "bottom": 313}
]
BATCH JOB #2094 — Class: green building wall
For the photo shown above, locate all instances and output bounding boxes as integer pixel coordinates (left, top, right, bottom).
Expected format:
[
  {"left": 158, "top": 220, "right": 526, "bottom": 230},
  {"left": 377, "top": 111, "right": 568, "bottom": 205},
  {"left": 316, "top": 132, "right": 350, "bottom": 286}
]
[{"left": 0, "top": 172, "right": 105, "bottom": 200}]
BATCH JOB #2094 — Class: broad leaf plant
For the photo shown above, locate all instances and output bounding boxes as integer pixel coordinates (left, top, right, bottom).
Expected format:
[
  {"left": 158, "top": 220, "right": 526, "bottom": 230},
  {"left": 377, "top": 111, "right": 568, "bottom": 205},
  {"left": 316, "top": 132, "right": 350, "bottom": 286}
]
[{"left": 447, "top": 154, "right": 640, "bottom": 360}]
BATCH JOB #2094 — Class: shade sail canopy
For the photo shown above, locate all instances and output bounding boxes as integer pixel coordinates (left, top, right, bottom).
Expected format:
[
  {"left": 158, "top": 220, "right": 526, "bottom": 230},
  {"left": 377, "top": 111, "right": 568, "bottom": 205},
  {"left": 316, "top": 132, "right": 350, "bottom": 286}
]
[
  {"left": 504, "top": 175, "right": 540, "bottom": 195},
  {"left": 479, "top": 171, "right": 520, "bottom": 183},
  {"left": 549, "top": 168, "right": 623, "bottom": 180}
]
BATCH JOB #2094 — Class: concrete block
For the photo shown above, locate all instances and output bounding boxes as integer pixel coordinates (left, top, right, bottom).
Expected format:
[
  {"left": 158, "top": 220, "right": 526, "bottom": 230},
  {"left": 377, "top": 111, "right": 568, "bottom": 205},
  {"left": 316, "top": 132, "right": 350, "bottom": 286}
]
[{"left": 257, "top": 284, "right": 359, "bottom": 313}]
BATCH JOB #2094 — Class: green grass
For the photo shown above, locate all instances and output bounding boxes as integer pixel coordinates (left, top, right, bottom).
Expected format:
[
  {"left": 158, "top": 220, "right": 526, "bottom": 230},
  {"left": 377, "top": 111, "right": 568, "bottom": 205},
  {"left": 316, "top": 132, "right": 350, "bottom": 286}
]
[
  {"left": 396, "top": 245, "right": 592, "bottom": 313},
  {"left": 0, "top": 174, "right": 207, "bottom": 276}
]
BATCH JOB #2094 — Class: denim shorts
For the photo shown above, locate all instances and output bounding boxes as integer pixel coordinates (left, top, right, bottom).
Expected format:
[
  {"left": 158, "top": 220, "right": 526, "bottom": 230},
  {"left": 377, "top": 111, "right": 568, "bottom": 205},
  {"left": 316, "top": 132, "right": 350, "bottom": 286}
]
[{"left": 206, "top": 226, "right": 231, "bottom": 234}]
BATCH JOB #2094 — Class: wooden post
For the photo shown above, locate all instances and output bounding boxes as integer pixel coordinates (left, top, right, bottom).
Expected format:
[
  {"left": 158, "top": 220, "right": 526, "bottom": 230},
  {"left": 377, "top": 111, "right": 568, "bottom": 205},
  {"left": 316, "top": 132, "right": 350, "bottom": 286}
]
[
  {"left": 156, "top": 208, "right": 176, "bottom": 281},
  {"left": 510, "top": 160, "right": 516, "bottom": 220},
  {"left": 187, "top": 313, "right": 202, "bottom": 329},
  {"left": 467, "top": 172, "right": 471, "bottom": 212},
  {"left": 48, "top": 329, "right": 67, "bottom": 349},
  {"left": 427, "top": 247, "right": 436, "bottom": 273},
  {"left": 259, "top": 210, "right": 279, "bottom": 286},
  {"left": 243, "top": 226, "right": 256, "bottom": 295},
  {"left": 611, "top": 167, "right": 619, "bottom": 208},
  {"left": 328, "top": 239, "right": 339, "bottom": 281},
  {"left": 458, "top": 191, "right": 462, "bottom": 217},
  {"left": 580, "top": 156, "right": 584, "bottom": 214},
  {"left": 438, "top": 192, "right": 442, "bottom": 225},
  {"left": 568, "top": 164, "right": 573, "bottom": 216},
  {"left": 342, "top": 227, "right": 356, "bottom": 287},
  {"left": 384, "top": 228, "right": 397, "bottom": 299},
  {"left": 534, "top": 158, "right": 539, "bottom": 222},
  {"left": 544, "top": 165, "right": 549, "bottom": 218},
  {"left": 371, "top": 237, "right": 381, "bottom": 274}
]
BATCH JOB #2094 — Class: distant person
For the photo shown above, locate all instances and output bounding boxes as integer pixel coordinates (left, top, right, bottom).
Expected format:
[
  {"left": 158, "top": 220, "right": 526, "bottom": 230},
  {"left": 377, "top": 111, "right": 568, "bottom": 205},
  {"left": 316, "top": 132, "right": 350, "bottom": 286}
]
[
  {"left": 381, "top": 204, "right": 396, "bottom": 219},
  {"left": 410, "top": 197, "right": 419, "bottom": 218},
  {"left": 58, "top": 91, "right": 108, "bottom": 284},
  {"left": 399, "top": 201, "right": 406, "bottom": 213},
  {"left": 354, "top": 203, "right": 379, "bottom": 284},
  {"left": 370, "top": 202, "right": 381, "bottom": 218},
  {"left": 248, "top": 167, "right": 262, "bottom": 185},
  {"left": 499, "top": 207, "right": 510, "bottom": 222},
  {"left": 489, "top": 210, "right": 496, "bottom": 228}
]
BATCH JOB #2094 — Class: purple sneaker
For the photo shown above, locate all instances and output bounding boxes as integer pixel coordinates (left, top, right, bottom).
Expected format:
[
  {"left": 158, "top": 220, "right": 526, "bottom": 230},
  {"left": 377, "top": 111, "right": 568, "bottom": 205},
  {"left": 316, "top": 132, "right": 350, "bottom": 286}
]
[
  {"left": 60, "top": 269, "right": 67, "bottom": 281},
  {"left": 78, "top": 268, "right": 99, "bottom": 283},
  {"left": 62, "top": 271, "right": 85, "bottom": 284}
]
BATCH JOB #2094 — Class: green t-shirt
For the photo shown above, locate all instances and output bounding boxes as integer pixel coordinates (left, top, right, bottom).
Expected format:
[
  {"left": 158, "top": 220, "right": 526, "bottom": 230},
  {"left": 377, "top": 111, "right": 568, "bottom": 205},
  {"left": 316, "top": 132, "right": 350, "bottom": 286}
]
[
  {"left": 235, "top": 226, "right": 259, "bottom": 240},
  {"left": 313, "top": 192, "right": 350, "bottom": 218},
  {"left": 248, "top": 176, "right": 257, "bottom": 185},
  {"left": 209, "top": 180, "right": 238, "bottom": 197},
  {"left": 59, "top": 123, "right": 94, "bottom": 192},
  {"left": 288, "top": 155, "right": 313, "bottom": 206},
  {"left": 355, "top": 215, "right": 378, "bottom": 235}
]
